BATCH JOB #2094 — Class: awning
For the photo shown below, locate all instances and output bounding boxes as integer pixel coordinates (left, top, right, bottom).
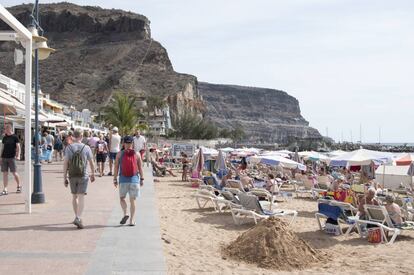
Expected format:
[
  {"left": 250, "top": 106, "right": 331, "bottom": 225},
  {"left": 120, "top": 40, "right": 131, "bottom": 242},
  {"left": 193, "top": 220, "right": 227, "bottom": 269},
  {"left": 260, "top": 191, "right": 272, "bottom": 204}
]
[
  {"left": 43, "top": 98, "right": 63, "bottom": 110},
  {"left": 40, "top": 111, "right": 69, "bottom": 123},
  {"left": 0, "top": 90, "right": 25, "bottom": 115},
  {"left": 0, "top": 97, "right": 17, "bottom": 115}
]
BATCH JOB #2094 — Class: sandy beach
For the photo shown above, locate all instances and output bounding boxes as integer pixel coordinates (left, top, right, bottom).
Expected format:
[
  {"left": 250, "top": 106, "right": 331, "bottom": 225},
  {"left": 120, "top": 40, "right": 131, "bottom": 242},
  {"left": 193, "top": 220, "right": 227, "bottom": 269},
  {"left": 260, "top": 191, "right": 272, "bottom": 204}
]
[{"left": 154, "top": 175, "right": 414, "bottom": 275}]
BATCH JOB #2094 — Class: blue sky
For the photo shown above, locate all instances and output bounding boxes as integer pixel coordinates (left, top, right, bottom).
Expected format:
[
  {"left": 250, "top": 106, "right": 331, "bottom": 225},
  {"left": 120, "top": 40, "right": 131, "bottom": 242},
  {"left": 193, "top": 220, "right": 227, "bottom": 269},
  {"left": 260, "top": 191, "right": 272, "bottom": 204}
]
[{"left": 4, "top": 0, "right": 414, "bottom": 143}]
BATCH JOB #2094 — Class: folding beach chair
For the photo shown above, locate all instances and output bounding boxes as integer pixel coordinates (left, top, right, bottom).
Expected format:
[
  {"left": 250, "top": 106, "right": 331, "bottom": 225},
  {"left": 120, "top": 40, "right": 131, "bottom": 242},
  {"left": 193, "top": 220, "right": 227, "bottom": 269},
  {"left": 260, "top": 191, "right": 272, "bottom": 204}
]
[
  {"left": 315, "top": 199, "right": 359, "bottom": 236},
  {"left": 356, "top": 204, "right": 414, "bottom": 244},
  {"left": 230, "top": 193, "right": 297, "bottom": 225}
]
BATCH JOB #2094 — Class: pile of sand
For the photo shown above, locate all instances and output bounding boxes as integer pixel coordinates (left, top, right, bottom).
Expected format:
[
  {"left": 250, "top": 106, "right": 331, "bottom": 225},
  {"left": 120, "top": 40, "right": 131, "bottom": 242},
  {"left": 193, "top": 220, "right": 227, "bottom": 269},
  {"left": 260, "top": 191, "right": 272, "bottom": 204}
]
[{"left": 223, "top": 217, "right": 324, "bottom": 271}]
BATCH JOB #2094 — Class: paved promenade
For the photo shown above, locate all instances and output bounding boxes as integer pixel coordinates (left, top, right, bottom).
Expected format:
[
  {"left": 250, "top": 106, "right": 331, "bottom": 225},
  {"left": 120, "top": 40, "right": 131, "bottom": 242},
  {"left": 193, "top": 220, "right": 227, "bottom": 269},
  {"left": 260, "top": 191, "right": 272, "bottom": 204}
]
[{"left": 0, "top": 161, "right": 166, "bottom": 275}]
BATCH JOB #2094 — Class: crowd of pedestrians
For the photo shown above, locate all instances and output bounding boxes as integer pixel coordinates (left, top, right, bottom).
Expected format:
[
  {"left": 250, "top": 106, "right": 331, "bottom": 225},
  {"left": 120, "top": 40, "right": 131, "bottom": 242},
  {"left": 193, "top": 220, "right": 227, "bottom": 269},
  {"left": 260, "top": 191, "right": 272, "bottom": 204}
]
[
  {"left": 62, "top": 127, "right": 146, "bottom": 229},
  {"left": 1, "top": 124, "right": 147, "bottom": 230}
]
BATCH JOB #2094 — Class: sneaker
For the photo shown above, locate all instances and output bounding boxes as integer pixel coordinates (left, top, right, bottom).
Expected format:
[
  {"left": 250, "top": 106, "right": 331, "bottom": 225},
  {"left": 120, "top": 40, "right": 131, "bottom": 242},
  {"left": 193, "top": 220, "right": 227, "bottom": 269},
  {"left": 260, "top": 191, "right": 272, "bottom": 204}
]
[
  {"left": 73, "top": 218, "right": 84, "bottom": 229},
  {"left": 107, "top": 172, "right": 113, "bottom": 176}
]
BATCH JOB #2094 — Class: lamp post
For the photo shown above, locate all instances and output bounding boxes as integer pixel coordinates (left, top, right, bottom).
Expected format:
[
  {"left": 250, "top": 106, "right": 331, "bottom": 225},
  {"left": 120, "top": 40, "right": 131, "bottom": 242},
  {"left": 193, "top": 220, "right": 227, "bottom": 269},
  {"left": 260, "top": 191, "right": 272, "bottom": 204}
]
[{"left": 30, "top": 0, "right": 55, "bottom": 204}]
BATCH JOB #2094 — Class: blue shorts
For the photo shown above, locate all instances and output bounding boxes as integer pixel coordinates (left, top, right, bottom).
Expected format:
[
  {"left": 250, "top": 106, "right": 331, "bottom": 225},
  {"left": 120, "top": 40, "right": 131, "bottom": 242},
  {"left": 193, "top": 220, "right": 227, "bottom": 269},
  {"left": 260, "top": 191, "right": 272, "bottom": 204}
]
[
  {"left": 109, "top": 152, "right": 117, "bottom": 160},
  {"left": 119, "top": 182, "right": 140, "bottom": 198}
]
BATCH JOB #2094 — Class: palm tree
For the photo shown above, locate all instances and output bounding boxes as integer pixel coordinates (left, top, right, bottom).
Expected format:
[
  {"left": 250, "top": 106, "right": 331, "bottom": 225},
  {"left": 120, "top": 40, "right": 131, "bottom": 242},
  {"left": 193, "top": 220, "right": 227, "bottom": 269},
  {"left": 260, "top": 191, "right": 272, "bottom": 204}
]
[
  {"left": 103, "top": 92, "right": 139, "bottom": 136},
  {"left": 146, "top": 95, "right": 166, "bottom": 117}
]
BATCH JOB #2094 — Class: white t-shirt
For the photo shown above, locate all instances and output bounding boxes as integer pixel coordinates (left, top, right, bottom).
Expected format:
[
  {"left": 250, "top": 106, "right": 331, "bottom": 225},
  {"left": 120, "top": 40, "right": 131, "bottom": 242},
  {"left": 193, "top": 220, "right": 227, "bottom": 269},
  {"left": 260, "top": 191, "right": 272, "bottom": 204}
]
[
  {"left": 133, "top": 135, "right": 146, "bottom": 152},
  {"left": 110, "top": 134, "right": 121, "bottom": 153}
]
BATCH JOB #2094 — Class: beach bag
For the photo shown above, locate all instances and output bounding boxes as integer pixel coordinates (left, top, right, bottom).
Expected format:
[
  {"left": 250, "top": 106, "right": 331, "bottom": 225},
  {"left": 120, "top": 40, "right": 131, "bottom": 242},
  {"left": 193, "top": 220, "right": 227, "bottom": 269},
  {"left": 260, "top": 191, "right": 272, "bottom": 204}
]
[
  {"left": 68, "top": 144, "right": 87, "bottom": 178},
  {"left": 121, "top": 149, "right": 138, "bottom": 177},
  {"left": 324, "top": 223, "right": 341, "bottom": 235},
  {"left": 368, "top": 227, "right": 382, "bottom": 243}
]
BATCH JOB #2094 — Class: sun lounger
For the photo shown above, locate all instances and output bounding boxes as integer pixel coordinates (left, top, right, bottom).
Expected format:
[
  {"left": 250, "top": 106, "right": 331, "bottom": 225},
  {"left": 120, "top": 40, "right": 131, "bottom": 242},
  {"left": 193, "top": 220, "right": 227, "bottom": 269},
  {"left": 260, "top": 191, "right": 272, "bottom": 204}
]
[
  {"left": 315, "top": 199, "right": 359, "bottom": 235},
  {"left": 248, "top": 188, "right": 278, "bottom": 210},
  {"left": 230, "top": 193, "right": 297, "bottom": 225},
  {"left": 194, "top": 185, "right": 243, "bottom": 212},
  {"left": 356, "top": 204, "right": 414, "bottom": 244},
  {"left": 295, "top": 177, "right": 324, "bottom": 199},
  {"left": 226, "top": 179, "right": 246, "bottom": 192},
  {"left": 193, "top": 188, "right": 221, "bottom": 211}
]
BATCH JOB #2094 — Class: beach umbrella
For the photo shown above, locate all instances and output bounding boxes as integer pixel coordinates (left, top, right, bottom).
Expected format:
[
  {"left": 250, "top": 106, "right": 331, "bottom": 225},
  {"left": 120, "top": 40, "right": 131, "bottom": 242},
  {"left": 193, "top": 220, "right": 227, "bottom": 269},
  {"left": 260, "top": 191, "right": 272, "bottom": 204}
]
[
  {"left": 408, "top": 163, "right": 414, "bottom": 188},
  {"left": 199, "top": 146, "right": 218, "bottom": 157},
  {"left": 220, "top": 147, "right": 234, "bottom": 153},
  {"left": 192, "top": 147, "right": 205, "bottom": 178},
  {"left": 277, "top": 149, "right": 293, "bottom": 155},
  {"left": 214, "top": 150, "right": 226, "bottom": 170},
  {"left": 249, "top": 155, "right": 306, "bottom": 171},
  {"left": 326, "top": 150, "right": 347, "bottom": 157},
  {"left": 261, "top": 151, "right": 290, "bottom": 158},
  {"left": 303, "top": 152, "right": 330, "bottom": 162},
  {"left": 328, "top": 149, "right": 392, "bottom": 167},
  {"left": 408, "top": 163, "right": 414, "bottom": 176},
  {"left": 293, "top": 147, "right": 300, "bottom": 163},
  {"left": 214, "top": 149, "right": 227, "bottom": 178},
  {"left": 395, "top": 153, "right": 414, "bottom": 166}
]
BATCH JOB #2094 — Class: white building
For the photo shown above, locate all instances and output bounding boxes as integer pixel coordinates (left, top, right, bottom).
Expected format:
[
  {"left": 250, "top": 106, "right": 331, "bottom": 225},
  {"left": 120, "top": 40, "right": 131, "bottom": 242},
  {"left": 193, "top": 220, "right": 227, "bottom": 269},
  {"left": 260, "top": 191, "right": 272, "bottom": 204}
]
[{"left": 148, "top": 105, "right": 173, "bottom": 136}]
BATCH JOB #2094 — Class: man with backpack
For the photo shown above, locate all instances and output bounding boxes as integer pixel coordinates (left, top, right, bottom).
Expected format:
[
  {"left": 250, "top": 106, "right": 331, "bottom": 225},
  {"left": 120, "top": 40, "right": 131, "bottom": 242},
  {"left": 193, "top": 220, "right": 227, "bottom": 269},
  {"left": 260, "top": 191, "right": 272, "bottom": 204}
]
[
  {"left": 63, "top": 129, "right": 95, "bottom": 229},
  {"left": 113, "top": 135, "right": 144, "bottom": 226}
]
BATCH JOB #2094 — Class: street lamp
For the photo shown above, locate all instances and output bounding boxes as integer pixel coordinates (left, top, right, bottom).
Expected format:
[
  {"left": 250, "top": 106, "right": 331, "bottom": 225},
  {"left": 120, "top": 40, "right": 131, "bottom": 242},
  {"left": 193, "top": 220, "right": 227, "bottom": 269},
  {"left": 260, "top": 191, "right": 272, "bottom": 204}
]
[{"left": 30, "top": 0, "right": 55, "bottom": 204}]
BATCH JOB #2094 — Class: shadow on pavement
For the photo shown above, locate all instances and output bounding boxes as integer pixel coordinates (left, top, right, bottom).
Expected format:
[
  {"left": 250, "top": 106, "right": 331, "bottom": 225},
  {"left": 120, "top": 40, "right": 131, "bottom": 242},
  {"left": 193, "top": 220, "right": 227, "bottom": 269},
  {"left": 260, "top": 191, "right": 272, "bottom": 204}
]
[{"left": 0, "top": 223, "right": 119, "bottom": 232}]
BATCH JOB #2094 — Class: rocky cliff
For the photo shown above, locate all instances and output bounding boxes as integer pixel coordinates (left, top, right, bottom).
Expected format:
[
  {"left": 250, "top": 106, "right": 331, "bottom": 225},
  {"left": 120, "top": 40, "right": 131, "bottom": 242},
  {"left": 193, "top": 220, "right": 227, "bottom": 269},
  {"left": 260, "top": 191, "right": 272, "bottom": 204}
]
[
  {"left": 199, "top": 82, "right": 321, "bottom": 143},
  {"left": 0, "top": 3, "right": 202, "bottom": 120},
  {"left": 0, "top": 2, "right": 321, "bottom": 143}
]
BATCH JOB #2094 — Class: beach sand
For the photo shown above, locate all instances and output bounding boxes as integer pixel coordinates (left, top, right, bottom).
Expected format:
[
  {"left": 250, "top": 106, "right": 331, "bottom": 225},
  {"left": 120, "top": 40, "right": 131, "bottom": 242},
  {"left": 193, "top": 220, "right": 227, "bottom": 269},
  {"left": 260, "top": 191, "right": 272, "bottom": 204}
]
[{"left": 154, "top": 176, "right": 414, "bottom": 275}]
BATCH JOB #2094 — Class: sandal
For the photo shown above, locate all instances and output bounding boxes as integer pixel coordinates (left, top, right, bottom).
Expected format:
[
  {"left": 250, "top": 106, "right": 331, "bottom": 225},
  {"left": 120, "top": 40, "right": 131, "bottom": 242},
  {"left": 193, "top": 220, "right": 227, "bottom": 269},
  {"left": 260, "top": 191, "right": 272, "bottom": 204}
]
[
  {"left": 16, "top": 186, "right": 22, "bottom": 193},
  {"left": 1, "top": 190, "right": 8, "bottom": 195},
  {"left": 120, "top": 215, "right": 129, "bottom": 225}
]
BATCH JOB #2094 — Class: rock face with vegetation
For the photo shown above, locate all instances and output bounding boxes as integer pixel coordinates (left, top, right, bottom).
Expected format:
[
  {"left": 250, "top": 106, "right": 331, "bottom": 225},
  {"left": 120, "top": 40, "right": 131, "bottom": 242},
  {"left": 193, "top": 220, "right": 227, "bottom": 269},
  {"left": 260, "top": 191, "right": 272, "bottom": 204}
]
[
  {"left": 199, "top": 82, "right": 321, "bottom": 143},
  {"left": 0, "top": 2, "right": 321, "bottom": 143},
  {"left": 0, "top": 2, "right": 203, "bottom": 122}
]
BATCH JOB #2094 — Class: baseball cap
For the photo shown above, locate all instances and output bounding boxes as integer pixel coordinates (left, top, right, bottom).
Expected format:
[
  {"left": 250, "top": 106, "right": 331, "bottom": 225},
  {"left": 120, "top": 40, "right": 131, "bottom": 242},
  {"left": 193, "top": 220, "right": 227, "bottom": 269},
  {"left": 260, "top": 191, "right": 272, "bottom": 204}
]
[
  {"left": 112, "top": 127, "right": 119, "bottom": 132},
  {"left": 123, "top": 135, "right": 133, "bottom": 143}
]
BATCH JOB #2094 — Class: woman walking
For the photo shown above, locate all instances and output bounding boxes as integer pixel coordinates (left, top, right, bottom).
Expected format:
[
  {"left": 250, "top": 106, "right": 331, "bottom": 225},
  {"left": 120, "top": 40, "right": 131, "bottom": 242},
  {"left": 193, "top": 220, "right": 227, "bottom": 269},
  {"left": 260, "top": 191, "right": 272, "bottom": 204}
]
[
  {"left": 96, "top": 134, "right": 109, "bottom": 177},
  {"left": 54, "top": 131, "right": 64, "bottom": 161}
]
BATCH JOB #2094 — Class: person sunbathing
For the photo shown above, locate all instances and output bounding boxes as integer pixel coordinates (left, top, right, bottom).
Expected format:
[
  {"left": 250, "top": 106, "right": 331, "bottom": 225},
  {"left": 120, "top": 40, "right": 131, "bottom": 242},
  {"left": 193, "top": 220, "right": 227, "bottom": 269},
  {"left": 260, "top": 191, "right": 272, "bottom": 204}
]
[
  {"left": 358, "top": 188, "right": 379, "bottom": 218},
  {"left": 265, "top": 174, "right": 276, "bottom": 192},
  {"left": 240, "top": 174, "right": 254, "bottom": 191},
  {"left": 330, "top": 178, "right": 343, "bottom": 192},
  {"left": 384, "top": 195, "right": 403, "bottom": 225},
  {"left": 149, "top": 148, "right": 176, "bottom": 177},
  {"left": 220, "top": 170, "right": 233, "bottom": 189}
]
